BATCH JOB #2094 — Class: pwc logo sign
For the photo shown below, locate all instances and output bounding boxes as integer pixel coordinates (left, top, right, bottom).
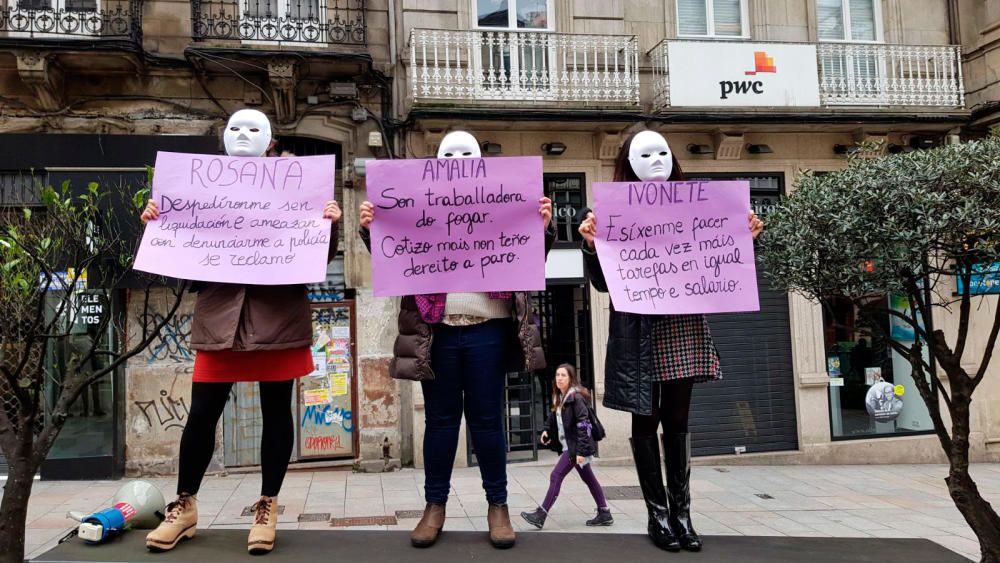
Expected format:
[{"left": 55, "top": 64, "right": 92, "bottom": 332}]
[{"left": 719, "top": 51, "right": 777, "bottom": 100}]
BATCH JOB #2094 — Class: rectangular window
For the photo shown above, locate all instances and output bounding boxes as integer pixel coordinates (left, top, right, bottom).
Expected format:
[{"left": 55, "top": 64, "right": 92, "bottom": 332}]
[
  {"left": 822, "top": 294, "right": 935, "bottom": 440},
  {"left": 677, "top": 0, "right": 747, "bottom": 38},
  {"left": 476, "top": 0, "right": 551, "bottom": 30},
  {"left": 817, "top": 0, "right": 879, "bottom": 41},
  {"left": 246, "top": 0, "right": 320, "bottom": 21}
]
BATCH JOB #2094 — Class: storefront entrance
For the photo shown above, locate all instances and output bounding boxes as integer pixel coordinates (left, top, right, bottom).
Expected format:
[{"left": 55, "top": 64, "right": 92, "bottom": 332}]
[{"left": 686, "top": 173, "right": 799, "bottom": 457}]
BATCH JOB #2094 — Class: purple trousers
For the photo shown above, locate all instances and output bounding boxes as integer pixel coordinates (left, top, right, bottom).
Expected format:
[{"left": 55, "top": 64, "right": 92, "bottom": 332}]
[{"left": 541, "top": 452, "right": 609, "bottom": 512}]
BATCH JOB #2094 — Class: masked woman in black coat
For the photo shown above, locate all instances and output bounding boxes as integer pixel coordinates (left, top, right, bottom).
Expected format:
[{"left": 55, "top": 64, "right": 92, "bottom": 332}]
[{"left": 578, "top": 130, "right": 763, "bottom": 552}]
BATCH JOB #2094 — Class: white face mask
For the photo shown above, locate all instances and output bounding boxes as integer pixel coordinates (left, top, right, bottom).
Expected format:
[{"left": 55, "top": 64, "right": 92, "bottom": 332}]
[
  {"left": 223, "top": 109, "right": 272, "bottom": 157},
  {"left": 627, "top": 130, "right": 673, "bottom": 182},
  {"left": 437, "top": 131, "right": 481, "bottom": 159}
]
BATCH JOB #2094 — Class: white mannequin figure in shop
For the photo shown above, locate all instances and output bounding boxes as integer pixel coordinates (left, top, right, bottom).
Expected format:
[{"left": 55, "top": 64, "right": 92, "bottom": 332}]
[{"left": 578, "top": 130, "right": 763, "bottom": 553}]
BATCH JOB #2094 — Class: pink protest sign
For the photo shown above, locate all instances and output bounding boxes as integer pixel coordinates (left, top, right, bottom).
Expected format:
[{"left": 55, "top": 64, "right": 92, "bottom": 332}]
[
  {"left": 366, "top": 156, "right": 545, "bottom": 297},
  {"left": 133, "top": 151, "right": 335, "bottom": 285},
  {"left": 593, "top": 180, "right": 759, "bottom": 315}
]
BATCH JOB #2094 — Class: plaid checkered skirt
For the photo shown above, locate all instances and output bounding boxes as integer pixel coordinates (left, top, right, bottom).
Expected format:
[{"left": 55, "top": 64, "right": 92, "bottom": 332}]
[{"left": 651, "top": 314, "right": 722, "bottom": 383}]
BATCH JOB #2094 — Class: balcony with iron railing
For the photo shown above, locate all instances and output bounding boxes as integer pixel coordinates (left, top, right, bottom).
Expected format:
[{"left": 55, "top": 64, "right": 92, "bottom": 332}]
[
  {"left": 191, "top": 0, "right": 365, "bottom": 46},
  {"left": 649, "top": 39, "right": 964, "bottom": 111},
  {"left": 0, "top": 0, "right": 141, "bottom": 42},
  {"left": 408, "top": 29, "right": 641, "bottom": 109}
]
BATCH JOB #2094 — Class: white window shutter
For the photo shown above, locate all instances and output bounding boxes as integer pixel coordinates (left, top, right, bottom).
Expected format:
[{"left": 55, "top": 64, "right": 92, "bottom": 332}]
[
  {"left": 678, "top": 0, "right": 708, "bottom": 36},
  {"left": 849, "top": 0, "right": 877, "bottom": 41},
  {"left": 817, "top": 0, "right": 845, "bottom": 40},
  {"left": 713, "top": 0, "right": 743, "bottom": 36}
]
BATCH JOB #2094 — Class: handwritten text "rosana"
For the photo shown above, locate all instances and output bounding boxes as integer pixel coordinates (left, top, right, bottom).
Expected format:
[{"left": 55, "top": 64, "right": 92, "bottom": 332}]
[{"left": 189, "top": 157, "right": 304, "bottom": 191}]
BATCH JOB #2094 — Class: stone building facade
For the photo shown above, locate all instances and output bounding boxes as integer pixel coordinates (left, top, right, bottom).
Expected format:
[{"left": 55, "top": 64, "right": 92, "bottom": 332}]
[{"left": 0, "top": 0, "right": 998, "bottom": 478}]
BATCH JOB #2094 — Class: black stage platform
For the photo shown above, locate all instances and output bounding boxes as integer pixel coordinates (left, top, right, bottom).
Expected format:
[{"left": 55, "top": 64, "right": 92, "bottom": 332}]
[{"left": 32, "top": 530, "right": 970, "bottom": 562}]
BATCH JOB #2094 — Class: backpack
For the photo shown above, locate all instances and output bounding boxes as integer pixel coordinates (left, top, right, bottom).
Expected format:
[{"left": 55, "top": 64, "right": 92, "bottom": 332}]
[{"left": 585, "top": 400, "right": 606, "bottom": 442}]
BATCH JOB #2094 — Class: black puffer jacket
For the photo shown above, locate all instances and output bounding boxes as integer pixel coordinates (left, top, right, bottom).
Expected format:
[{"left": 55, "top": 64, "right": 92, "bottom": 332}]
[
  {"left": 543, "top": 388, "right": 596, "bottom": 459},
  {"left": 583, "top": 243, "right": 657, "bottom": 416}
]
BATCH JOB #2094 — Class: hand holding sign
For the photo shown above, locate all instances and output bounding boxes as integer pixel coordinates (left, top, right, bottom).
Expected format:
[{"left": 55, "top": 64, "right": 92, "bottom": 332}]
[
  {"left": 133, "top": 152, "right": 337, "bottom": 285},
  {"left": 592, "top": 180, "right": 760, "bottom": 315},
  {"left": 365, "top": 156, "right": 546, "bottom": 297}
]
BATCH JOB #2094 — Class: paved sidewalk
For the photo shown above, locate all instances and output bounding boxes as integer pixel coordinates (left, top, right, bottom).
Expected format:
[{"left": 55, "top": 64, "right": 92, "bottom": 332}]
[{"left": 16, "top": 457, "right": 997, "bottom": 561}]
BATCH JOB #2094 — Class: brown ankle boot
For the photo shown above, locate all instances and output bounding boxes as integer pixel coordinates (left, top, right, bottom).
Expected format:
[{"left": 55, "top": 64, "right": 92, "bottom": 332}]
[
  {"left": 487, "top": 503, "right": 515, "bottom": 549},
  {"left": 145, "top": 494, "right": 197, "bottom": 552},
  {"left": 247, "top": 496, "right": 278, "bottom": 555},
  {"left": 410, "top": 503, "right": 446, "bottom": 548}
]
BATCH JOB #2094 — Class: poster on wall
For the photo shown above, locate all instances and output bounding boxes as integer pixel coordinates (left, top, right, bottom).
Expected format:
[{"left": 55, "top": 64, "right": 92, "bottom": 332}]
[
  {"left": 298, "top": 305, "right": 354, "bottom": 459},
  {"left": 956, "top": 262, "right": 1000, "bottom": 295}
]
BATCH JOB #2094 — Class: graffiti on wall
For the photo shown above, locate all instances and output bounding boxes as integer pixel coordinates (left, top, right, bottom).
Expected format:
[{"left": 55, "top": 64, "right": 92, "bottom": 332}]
[
  {"left": 135, "top": 389, "right": 190, "bottom": 431},
  {"left": 304, "top": 435, "right": 343, "bottom": 450},
  {"left": 300, "top": 404, "right": 354, "bottom": 432},
  {"left": 146, "top": 313, "right": 193, "bottom": 364}
]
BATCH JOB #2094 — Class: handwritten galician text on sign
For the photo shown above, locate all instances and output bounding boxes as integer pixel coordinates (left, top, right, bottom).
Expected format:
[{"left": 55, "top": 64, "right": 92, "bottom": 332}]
[
  {"left": 593, "top": 180, "right": 759, "bottom": 315},
  {"left": 366, "top": 156, "right": 545, "bottom": 297},
  {"left": 133, "top": 152, "right": 335, "bottom": 285}
]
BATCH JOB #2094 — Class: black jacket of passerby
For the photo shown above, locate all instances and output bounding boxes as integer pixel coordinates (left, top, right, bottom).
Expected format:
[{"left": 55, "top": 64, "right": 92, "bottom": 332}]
[{"left": 543, "top": 388, "right": 596, "bottom": 459}]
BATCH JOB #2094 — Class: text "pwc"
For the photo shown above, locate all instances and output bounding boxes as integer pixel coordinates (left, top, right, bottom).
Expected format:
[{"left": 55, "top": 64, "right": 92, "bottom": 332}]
[{"left": 719, "top": 51, "right": 776, "bottom": 100}]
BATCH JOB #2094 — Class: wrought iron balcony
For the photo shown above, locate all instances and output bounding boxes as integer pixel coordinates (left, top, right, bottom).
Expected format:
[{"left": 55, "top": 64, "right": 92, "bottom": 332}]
[
  {"left": 409, "top": 29, "right": 640, "bottom": 108},
  {"left": 0, "top": 0, "right": 141, "bottom": 42},
  {"left": 191, "top": 0, "right": 365, "bottom": 45},
  {"left": 650, "top": 39, "right": 964, "bottom": 111}
]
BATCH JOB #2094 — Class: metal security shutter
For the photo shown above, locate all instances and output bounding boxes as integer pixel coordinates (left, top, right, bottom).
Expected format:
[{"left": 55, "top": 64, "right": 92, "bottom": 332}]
[{"left": 687, "top": 174, "right": 798, "bottom": 457}]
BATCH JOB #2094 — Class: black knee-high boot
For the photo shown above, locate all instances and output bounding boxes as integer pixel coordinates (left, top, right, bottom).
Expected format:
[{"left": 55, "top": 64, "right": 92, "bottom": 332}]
[
  {"left": 630, "top": 436, "right": 680, "bottom": 552},
  {"left": 663, "top": 433, "right": 702, "bottom": 551}
]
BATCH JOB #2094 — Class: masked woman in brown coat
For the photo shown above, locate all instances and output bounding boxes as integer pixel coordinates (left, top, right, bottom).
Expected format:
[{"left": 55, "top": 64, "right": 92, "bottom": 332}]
[
  {"left": 139, "top": 109, "right": 341, "bottom": 556},
  {"left": 359, "top": 131, "right": 555, "bottom": 549}
]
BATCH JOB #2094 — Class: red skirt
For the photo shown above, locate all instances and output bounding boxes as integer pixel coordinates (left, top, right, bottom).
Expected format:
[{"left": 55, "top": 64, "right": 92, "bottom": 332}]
[{"left": 192, "top": 347, "right": 313, "bottom": 383}]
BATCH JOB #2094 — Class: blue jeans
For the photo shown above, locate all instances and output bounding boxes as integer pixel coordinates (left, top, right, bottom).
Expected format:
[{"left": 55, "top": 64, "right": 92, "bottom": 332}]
[{"left": 422, "top": 319, "right": 509, "bottom": 505}]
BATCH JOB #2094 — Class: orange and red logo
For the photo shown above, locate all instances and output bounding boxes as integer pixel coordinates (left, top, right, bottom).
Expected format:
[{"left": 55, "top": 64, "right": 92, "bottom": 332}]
[{"left": 745, "top": 51, "right": 777, "bottom": 75}]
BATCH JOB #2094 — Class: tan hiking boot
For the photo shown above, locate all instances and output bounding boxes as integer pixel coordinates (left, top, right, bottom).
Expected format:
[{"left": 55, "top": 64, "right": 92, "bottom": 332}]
[
  {"left": 248, "top": 496, "right": 279, "bottom": 555},
  {"left": 487, "top": 503, "right": 515, "bottom": 549},
  {"left": 410, "top": 503, "right": 446, "bottom": 548},
  {"left": 145, "top": 494, "right": 197, "bottom": 552}
]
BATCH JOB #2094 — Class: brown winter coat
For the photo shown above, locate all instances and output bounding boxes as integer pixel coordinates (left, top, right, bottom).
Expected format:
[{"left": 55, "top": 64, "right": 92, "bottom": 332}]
[
  {"left": 360, "top": 226, "right": 556, "bottom": 381},
  {"left": 189, "top": 228, "right": 339, "bottom": 351}
]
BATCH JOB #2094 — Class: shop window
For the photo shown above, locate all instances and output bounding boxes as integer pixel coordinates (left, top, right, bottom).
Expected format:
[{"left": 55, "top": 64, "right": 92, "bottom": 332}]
[
  {"left": 0, "top": 171, "right": 45, "bottom": 207},
  {"left": 543, "top": 173, "right": 585, "bottom": 249},
  {"left": 677, "top": 0, "right": 748, "bottom": 38},
  {"left": 822, "top": 294, "right": 934, "bottom": 440}
]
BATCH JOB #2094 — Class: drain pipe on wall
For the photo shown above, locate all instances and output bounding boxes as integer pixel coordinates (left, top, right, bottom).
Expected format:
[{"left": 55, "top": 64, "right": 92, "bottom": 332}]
[
  {"left": 946, "top": 0, "right": 960, "bottom": 45},
  {"left": 388, "top": 0, "right": 397, "bottom": 66}
]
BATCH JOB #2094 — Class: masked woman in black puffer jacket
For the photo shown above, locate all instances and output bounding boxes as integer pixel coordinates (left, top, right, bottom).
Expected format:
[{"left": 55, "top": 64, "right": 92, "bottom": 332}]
[{"left": 520, "top": 364, "right": 613, "bottom": 530}]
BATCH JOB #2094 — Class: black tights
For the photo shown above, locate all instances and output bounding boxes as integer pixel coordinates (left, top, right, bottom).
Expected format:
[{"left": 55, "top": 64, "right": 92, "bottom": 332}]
[
  {"left": 177, "top": 380, "right": 295, "bottom": 497},
  {"left": 631, "top": 380, "right": 695, "bottom": 437}
]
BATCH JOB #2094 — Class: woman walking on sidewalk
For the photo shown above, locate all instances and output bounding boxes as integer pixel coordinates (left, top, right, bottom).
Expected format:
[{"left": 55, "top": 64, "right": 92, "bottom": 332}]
[
  {"left": 521, "top": 364, "right": 613, "bottom": 530},
  {"left": 139, "top": 109, "right": 342, "bottom": 556}
]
